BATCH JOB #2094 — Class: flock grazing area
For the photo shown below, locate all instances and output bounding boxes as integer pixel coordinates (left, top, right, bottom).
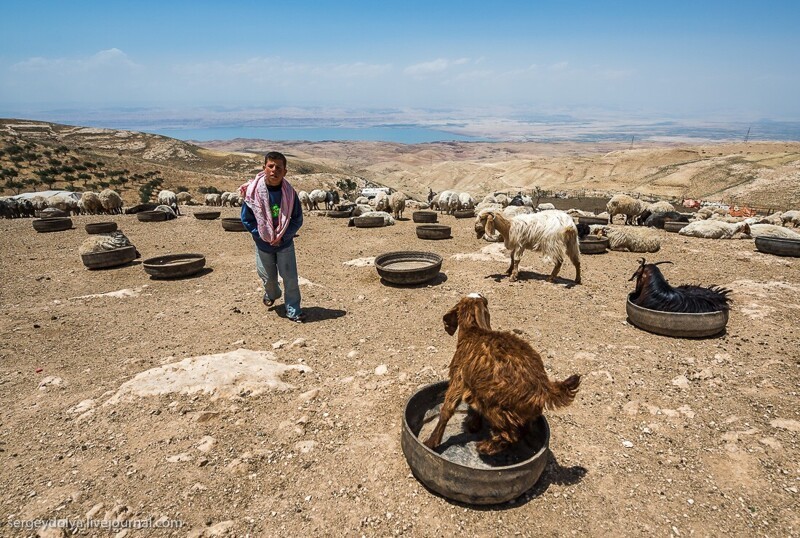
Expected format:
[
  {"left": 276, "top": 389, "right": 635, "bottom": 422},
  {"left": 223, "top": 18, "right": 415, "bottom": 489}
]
[{"left": 1, "top": 119, "right": 799, "bottom": 536}]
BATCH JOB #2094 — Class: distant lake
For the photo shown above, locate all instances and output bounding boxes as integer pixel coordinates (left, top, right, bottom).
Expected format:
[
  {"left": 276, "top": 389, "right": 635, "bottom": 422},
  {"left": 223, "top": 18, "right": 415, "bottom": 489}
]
[{"left": 142, "top": 126, "right": 484, "bottom": 144}]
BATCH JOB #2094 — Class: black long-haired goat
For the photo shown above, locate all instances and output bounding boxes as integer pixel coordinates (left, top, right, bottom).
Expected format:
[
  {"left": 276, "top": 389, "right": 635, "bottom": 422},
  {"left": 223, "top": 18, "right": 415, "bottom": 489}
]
[{"left": 629, "top": 258, "right": 732, "bottom": 313}]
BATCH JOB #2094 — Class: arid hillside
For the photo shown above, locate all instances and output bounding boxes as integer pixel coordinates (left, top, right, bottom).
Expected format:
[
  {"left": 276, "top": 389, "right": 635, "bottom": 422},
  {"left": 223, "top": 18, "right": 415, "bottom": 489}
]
[{"left": 3, "top": 119, "right": 800, "bottom": 211}]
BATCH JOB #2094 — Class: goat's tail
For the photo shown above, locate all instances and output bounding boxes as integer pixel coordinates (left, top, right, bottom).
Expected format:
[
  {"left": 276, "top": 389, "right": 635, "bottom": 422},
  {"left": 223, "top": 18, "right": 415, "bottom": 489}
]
[{"left": 544, "top": 374, "right": 581, "bottom": 410}]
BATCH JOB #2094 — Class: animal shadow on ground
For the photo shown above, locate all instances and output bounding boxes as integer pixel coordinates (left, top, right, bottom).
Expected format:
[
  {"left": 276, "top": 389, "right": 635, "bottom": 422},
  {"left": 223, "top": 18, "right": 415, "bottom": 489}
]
[
  {"left": 486, "top": 270, "right": 579, "bottom": 288},
  {"left": 271, "top": 305, "right": 346, "bottom": 323},
  {"left": 379, "top": 273, "right": 448, "bottom": 288}
]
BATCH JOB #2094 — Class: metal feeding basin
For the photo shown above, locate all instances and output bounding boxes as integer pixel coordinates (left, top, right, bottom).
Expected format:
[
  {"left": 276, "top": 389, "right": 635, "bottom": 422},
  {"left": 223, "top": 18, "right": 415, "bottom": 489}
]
[
  {"left": 143, "top": 253, "right": 206, "bottom": 279},
  {"left": 374, "top": 251, "right": 442, "bottom": 285},
  {"left": 137, "top": 210, "right": 168, "bottom": 222},
  {"left": 402, "top": 381, "right": 550, "bottom": 505},
  {"left": 221, "top": 218, "right": 247, "bottom": 232},
  {"left": 626, "top": 293, "right": 728, "bottom": 338},
  {"left": 755, "top": 235, "right": 800, "bottom": 257}
]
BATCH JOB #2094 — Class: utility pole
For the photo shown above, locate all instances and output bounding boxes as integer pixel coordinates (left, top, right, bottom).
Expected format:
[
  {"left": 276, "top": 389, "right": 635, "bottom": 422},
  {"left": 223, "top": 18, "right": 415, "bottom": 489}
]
[
  {"left": 629, "top": 135, "right": 634, "bottom": 149},
  {"left": 744, "top": 126, "right": 751, "bottom": 143}
]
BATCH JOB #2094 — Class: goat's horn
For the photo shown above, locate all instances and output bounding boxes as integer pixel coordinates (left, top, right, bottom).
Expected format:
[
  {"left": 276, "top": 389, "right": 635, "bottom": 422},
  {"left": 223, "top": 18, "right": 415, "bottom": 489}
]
[
  {"left": 637, "top": 257, "right": 646, "bottom": 266},
  {"left": 653, "top": 261, "right": 674, "bottom": 267}
]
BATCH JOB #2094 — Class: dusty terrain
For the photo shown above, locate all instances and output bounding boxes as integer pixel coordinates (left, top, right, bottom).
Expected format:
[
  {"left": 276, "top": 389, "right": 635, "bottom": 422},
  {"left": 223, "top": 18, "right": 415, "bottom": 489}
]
[{"left": 1, "top": 205, "right": 799, "bottom": 537}]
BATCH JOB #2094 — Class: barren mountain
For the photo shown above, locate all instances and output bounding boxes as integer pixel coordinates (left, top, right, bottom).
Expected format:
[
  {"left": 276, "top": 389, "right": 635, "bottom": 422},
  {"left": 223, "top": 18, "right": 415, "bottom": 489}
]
[{"left": 3, "top": 119, "right": 800, "bottom": 211}]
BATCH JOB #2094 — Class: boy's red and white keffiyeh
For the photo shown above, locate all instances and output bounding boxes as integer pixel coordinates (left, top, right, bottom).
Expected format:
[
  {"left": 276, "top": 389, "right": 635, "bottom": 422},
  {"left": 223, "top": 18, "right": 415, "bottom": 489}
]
[{"left": 242, "top": 172, "right": 296, "bottom": 244}]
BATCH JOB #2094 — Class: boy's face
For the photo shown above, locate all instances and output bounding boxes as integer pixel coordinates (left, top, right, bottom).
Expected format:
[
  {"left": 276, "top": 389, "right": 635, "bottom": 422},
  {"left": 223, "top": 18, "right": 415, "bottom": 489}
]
[{"left": 264, "top": 159, "right": 287, "bottom": 186}]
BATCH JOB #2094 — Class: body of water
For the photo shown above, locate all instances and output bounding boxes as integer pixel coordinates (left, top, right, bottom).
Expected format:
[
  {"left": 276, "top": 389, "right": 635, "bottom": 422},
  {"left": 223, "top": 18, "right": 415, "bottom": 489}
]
[{"left": 142, "top": 126, "right": 483, "bottom": 144}]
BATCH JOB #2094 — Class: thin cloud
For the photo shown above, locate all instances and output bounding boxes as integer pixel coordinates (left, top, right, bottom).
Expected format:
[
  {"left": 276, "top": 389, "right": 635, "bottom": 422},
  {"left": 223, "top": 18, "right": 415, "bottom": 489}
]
[
  {"left": 12, "top": 48, "right": 140, "bottom": 73},
  {"left": 404, "top": 59, "right": 450, "bottom": 76}
]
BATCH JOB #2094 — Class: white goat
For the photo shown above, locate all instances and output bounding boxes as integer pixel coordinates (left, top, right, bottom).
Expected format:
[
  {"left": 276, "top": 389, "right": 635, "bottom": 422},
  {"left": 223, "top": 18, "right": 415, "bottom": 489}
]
[
  {"left": 475, "top": 209, "right": 581, "bottom": 284},
  {"left": 596, "top": 227, "right": 661, "bottom": 253},
  {"left": 679, "top": 220, "right": 751, "bottom": 239}
]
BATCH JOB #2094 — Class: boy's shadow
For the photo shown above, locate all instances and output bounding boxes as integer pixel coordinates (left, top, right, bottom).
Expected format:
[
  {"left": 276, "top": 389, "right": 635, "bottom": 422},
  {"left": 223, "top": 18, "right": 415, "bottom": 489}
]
[{"left": 270, "top": 305, "right": 346, "bottom": 323}]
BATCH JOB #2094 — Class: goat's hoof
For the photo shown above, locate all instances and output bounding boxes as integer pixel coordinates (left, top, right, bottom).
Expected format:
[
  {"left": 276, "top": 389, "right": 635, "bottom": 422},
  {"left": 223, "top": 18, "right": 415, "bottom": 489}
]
[
  {"left": 509, "top": 275, "right": 518, "bottom": 282},
  {"left": 422, "top": 437, "right": 438, "bottom": 450}
]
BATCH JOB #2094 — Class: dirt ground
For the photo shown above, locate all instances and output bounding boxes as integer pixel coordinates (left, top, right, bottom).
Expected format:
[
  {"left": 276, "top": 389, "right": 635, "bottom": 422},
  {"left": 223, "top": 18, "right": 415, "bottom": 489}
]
[{"left": 1, "top": 205, "right": 798, "bottom": 537}]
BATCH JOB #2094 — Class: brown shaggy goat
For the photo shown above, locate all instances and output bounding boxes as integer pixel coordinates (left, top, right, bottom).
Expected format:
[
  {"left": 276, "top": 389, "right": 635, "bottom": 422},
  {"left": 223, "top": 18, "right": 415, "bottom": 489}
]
[{"left": 423, "top": 294, "right": 581, "bottom": 455}]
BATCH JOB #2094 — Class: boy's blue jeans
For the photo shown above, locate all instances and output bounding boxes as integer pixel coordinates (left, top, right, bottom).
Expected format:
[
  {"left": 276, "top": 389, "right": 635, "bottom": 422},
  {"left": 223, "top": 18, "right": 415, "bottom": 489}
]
[{"left": 255, "top": 244, "right": 302, "bottom": 320}]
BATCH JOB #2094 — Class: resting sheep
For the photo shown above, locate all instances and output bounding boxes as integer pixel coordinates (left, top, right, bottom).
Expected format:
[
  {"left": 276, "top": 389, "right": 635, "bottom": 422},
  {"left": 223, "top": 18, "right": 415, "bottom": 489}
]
[
  {"left": 348, "top": 211, "right": 395, "bottom": 227},
  {"left": 782, "top": 210, "right": 800, "bottom": 227},
  {"left": 597, "top": 226, "right": 661, "bottom": 253},
  {"left": 475, "top": 209, "right": 581, "bottom": 284},
  {"left": 78, "top": 231, "right": 139, "bottom": 258},
  {"left": 423, "top": 294, "right": 581, "bottom": 455},
  {"left": 748, "top": 224, "right": 800, "bottom": 239},
  {"left": 678, "top": 220, "right": 751, "bottom": 239}
]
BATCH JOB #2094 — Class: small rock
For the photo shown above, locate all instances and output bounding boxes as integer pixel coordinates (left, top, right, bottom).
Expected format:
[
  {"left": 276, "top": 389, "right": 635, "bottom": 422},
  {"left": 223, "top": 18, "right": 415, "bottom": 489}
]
[
  {"left": 272, "top": 340, "right": 288, "bottom": 350},
  {"left": 347, "top": 350, "right": 359, "bottom": 359},
  {"left": 374, "top": 364, "right": 388, "bottom": 376},
  {"left": 290, "top": 338, "right": 307, "bottom": 348},
  {"left": 194, "top": 411, "right": 220, "bottom": 423},
  {"left": 622, "top": 440, "right": 634, "bottom": 448},
  {"left": 671, "top": 375, "right": 690, "bottom": 388},
  {"left": 298, "top": 388, "right": 319, "bottom": 402},
  {"left": 770, "top": 418, "right": 800, "bottom": 432},
  {"left": 38, "top": 376, "right": 64, "bottom": 390},
  {"left": 196, "top": 436, "right": 216, "bottom": 453},
  {"left": 166, "top": 453, "right": 193, "bottom": 463}
]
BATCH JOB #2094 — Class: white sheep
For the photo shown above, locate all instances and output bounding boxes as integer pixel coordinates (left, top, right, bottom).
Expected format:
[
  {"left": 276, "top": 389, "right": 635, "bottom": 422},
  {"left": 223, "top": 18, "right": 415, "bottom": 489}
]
[
  {"left": 78, "top": 192, "right": 103, "bottom": 215},
  {"left": 220, "top": 192, "right": 233, "bottom": 206},
  {"left": 354, "top": 196, "right": 369, "bottom": 205},
  {"left": 389, "top": 191, "right": 408, "bottom": 220},
  {"left": 431, "top": 190, "right": 453, "bottom": 212},
  {"left": 350, "top": 210, "right": 395, "bottom": 226},
  {"left": 99, "top": 189, "right": 124, "bottom": 215},
  {"left": 176, "top": 192, "right": 193, "bottom": 205},
  {"left": 351, "top": 204, "right": 375, "bottom": 217},
  {"left": 679, "top": 220, "right": 751, "bottom": 239},
  {"left": 536, "top": 203, "right": 555, "bottom": 211},
  {"left": 597, "top": 227, "right": 661, "bottom": 253},
  {"left": 372, "top": 191, "right": 390, "bottom": 212},
  {"left": 494, "top": 193, "right": 510, "bottom": 207},
  {"left": 781, "top": 210, "right": 800, "bottom": 227},
  {"left": 157, "top": 190, "right": 179, "bottom": 215},
  {"left": 475, "top": 209, "right": 581, "bottom": 284},
  {"left": 758, "top": 212, "right": 785, "bottom": 226},
  {"left": 647, "top": 201, "right": 675, "bottom": 214},
  {"left": 606, "top": 194, "right": 648, "bottom": 225},
  {"left": 298, "top": 191, "right": 312, "bottom": 211},
  {"left": 309, "top": 189, "right": 327, "bottom": 210},
  {"left": 46, "top": 194, "right": 79, "bottom": 216},
  {"left": 205, "top": 193, "right": 222, "bottom": 206},
  {"left": 153, "top": 205, "right": 178, "bottom": 220},
  {"left": 458, "top": 192, "right": 476, "bottom": 211},
  {"left": 748, "top": 224, "right": 800, "bottom": 239}
]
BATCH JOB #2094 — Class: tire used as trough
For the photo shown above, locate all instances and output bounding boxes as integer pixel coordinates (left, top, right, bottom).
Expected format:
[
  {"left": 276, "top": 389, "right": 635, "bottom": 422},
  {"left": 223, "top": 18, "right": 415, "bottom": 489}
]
[
  {"left": 412, "top": 211, "right": 438, "bottom": 223},
  {"left": 578, "top": 215, "right": 609, "bottom": 226},
  {"left": 416, "top": 224, "right": 451, "bottom": 240},
  {"left": 755, "top": 235, "right": 800, "bottom": 258},
  {"left": 453, "top": 209, "right": 475, "bottom": 219},
  {"left": 353, "top": 216, "right": 385, "bottom": 228},
  {"left": 143, "top": 253, "right": 206, "bottom": 279},
  {"left": 32, "top": 217, "right": 73, "bottom": 233},
  {"left": 85, "top": 222, "right": 118, "bottom": 234},
  {"left": 221, "top": 218, "right": 247, "bottom": 232},
  {"left": 402, "top": 380, "right": 550, "bottom": 505},
  {"left": 137, "top": 211, "right": 168, "bottom": 222},
  {"left": 81, "top": 245, "right": 137, "bottom": 270},
  {"left": 663, "top": 220, "right": 689, "bottom": 233},
  {"left": 374, "top": 251, "right": 443, "bottom": 285},
  {"left": 579, "top": 236, "right": 608, "bottom": 254},
  {"left": 626, "top": 293, "right": 729, "bottom": 338},
  {"left": 326, "top": 210, "right": 352, "bottom": 218}
]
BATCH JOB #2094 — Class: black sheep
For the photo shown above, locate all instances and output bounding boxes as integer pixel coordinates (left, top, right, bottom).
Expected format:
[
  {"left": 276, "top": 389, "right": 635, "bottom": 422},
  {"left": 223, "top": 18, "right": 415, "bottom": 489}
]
[
  {"left": 629, "top": 258, "right": 732, "bottom": 313},
  {"left": 642, "top": 211, "right": 689, "bottom": 228},
  {"left": 575, "top": 222, "right": 591, "bottom": 238}
]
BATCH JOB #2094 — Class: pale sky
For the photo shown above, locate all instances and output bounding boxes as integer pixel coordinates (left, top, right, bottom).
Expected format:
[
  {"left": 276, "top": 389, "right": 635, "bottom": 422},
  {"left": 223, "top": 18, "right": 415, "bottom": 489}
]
[{"left": 1, "top": 0, "right": 799, "bottom": 124}]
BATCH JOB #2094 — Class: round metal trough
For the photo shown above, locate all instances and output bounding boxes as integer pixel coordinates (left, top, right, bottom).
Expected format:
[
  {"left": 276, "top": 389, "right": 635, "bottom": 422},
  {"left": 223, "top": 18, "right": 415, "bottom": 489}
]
[
  {"left": 85, "top": 222, "right": 118, "bottom": 234},
  {"left": 663, "top": 220, "right": 689, "bottom": 233},
  {"left": 579, "top": 236, "right": 608, "bottom": 254},
  {"left": 755, "top": 235, "right": 800, "bottom": 257},
  {"left": 412, "top": 211, "right": 438, "bottom": 223},
  {"left": 453, "top": 209, "right": 475, "bottom": 219},
  {"left": 194, "top": 211, "right": 221, "bottom": 220},
  {"left": 416, "top": 224, "right": 451, "bottom": 240},
  {"left": 143, "top": 253, "right": 206, "bottom": 279},
  {"left": 353, "top": 216, "right": 386, "bottom": 228},
  {"left": 81, "top": 245, "right": 137, "bottom": 270},
  {"left": 137, "top": 210, "right": 168, "bottom": 222},
  {"left": 221, "top": 218, "right": 247, "bottom": 232},
  {"left": 626, "top": 293, "right": 729, "bottom": 338},
  {"left": 402, "top": 380, "right": 550, "bottom": 505},
  {"left": 578, "top": 215, "right": 609, "bottom": 226},
  {"left": 375, "top": 251, "right": 442, "bottom": 285},
  {"left": 32, "top": 217, "right": 72, "bottom": 233}
]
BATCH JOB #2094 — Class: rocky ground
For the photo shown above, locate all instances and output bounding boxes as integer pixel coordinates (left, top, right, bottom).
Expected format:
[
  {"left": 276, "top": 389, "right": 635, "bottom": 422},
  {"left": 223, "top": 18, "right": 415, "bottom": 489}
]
[{"left": 1, "top": 206, "right": 798, "bottom": 537}]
